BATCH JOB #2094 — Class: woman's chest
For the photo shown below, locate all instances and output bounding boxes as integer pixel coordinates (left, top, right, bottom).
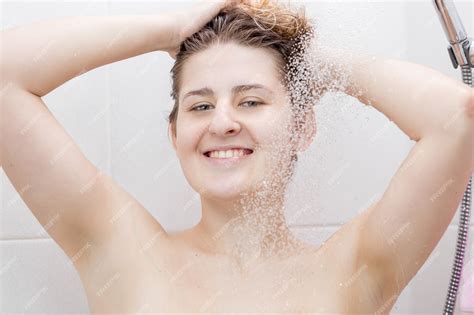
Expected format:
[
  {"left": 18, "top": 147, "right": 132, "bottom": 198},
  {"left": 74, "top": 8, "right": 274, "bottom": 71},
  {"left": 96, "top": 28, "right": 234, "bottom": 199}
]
[
  {"left": 85, "top": 265, "right": 353, "bottom": 313},
  {"left": 161, "top": 266, "right": 355, "bottom": 313},
  {"left": 79, "top": 245, "right": 368, "bottom": 313}
]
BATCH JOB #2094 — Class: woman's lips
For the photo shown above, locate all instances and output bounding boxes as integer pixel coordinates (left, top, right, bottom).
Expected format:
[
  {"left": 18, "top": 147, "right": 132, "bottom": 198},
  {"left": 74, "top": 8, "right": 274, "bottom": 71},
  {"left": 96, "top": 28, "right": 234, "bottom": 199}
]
[{"left": 202, "top": 150, "right": 253, "bottom": 166}]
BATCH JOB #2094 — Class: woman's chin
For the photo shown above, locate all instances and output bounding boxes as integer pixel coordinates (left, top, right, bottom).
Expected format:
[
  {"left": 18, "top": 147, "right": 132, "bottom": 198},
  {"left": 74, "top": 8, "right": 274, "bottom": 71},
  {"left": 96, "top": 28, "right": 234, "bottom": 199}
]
[
  {"left": 208, "top": 185, "right": 248, "bottom": 200},
  {"left": 199, "top": 180, "right": 256, "bottom": 200}
]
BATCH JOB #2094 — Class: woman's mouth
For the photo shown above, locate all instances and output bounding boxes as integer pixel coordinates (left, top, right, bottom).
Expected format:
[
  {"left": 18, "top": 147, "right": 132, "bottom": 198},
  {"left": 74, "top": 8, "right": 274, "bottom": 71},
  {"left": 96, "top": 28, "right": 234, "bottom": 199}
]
[{"left": 203, "top": 148, "right": 254, "bottom": 165}]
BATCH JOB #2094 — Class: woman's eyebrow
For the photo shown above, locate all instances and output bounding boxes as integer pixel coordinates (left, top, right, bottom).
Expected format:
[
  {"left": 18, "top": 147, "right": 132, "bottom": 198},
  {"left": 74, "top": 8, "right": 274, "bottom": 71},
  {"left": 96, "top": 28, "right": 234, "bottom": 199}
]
[{"left": 181, "top": 84, "right": 273, "bottom": 102}]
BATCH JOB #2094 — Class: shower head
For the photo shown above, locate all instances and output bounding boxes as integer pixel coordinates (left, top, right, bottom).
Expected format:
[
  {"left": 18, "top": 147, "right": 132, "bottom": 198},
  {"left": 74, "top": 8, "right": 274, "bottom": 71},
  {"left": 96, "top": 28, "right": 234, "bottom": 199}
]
[{"left": 432, "top": 0, "right": 473, "bottom": 68}]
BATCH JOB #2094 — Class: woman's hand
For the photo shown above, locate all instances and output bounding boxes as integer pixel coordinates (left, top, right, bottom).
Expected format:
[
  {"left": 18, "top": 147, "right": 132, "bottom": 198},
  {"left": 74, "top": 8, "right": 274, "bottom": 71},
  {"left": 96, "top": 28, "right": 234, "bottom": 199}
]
[{"left": 163, "top": 0, "right": 250, "bottom": 59}]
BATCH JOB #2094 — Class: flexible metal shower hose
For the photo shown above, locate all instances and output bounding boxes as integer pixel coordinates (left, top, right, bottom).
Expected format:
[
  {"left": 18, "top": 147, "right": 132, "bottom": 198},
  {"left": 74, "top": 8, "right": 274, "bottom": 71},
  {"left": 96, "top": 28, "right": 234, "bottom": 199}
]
[{"left": 443, "top": 64, "right": 472, "bottom": 314}]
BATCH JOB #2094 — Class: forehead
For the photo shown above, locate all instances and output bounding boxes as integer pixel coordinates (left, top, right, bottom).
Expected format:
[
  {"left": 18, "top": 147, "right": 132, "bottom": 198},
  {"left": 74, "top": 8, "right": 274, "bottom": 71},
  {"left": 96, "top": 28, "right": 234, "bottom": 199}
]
[{"left": 179, "top": 42, "right": 285, "bottom": 98}]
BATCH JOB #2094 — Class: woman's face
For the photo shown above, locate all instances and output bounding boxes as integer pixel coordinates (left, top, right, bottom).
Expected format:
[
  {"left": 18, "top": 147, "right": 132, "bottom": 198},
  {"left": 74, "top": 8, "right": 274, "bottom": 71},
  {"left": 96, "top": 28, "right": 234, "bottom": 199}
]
[{"left": 170, "top": 42, "right": 307, "bottom": 200}]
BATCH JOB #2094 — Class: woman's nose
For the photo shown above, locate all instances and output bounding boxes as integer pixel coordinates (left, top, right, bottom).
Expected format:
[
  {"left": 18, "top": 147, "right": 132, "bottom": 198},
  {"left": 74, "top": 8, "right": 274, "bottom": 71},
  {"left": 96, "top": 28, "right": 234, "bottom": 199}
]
[{"left": 207, "top": 105, "right": 241, "bottom": 136}]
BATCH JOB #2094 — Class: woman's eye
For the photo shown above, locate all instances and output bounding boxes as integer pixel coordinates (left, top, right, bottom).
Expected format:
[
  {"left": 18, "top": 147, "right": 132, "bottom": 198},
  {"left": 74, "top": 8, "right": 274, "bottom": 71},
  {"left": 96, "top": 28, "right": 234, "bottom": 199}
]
[
  {"left": 241, "top": 100, "right": 262, "bottom": 107},
  {"left": 191, "top": 104, "right": 212, "bottom": 111},
  {"left": 190, "top": 101, "right": 262, "bottom": 111}
]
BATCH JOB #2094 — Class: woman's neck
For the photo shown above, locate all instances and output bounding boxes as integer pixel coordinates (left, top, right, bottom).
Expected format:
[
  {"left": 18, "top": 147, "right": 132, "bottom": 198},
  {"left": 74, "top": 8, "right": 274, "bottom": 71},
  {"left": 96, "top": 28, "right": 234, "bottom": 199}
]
[{"left": 189, "top": 188, "right": 307, "bottom": 271}]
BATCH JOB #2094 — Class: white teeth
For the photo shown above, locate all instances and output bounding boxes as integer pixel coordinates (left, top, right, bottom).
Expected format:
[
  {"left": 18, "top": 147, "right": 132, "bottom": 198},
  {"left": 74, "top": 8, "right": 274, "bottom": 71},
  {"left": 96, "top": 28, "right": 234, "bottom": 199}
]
[{"left": 208, "top": 149, "right": 248, "bottom": 158}]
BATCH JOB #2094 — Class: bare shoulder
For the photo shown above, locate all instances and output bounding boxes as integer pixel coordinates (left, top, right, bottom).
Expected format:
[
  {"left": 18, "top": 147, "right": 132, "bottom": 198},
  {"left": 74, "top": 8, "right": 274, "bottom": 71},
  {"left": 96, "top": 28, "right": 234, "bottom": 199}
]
[{"left": 69, "top": 197, "right": 178, "bottom": 312}]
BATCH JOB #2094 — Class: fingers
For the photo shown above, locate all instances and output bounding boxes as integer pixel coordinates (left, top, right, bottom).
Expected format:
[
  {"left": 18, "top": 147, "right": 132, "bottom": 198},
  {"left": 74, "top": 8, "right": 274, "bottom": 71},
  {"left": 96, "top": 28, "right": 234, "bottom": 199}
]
[{"left": 178, "top": 0, "right": 256, "bottom": 45}]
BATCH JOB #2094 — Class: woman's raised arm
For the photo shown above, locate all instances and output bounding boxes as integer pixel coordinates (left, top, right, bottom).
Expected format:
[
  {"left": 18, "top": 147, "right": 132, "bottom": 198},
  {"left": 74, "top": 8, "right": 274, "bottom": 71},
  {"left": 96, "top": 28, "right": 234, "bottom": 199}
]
[
  {"left": 320, "top": 50, "right": 472, "bottom": 141},
  {"left": 0, "top": 12, "right": 183, "bottom": 262},
  {"left": 1, "top": 0, "right": 242, "bottom": 97},
  {"left": 322, "top": 50, "right": 473, "bottom": 305},
  {"left": 2, "top": 14, "right": 176, "bottom": 97}
]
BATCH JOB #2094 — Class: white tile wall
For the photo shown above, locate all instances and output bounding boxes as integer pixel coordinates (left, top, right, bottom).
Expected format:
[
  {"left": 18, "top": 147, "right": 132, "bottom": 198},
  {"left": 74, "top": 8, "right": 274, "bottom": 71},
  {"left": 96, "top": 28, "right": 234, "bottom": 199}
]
[{"left": 1, "top": 0, "right": 473, "bottom": 313}]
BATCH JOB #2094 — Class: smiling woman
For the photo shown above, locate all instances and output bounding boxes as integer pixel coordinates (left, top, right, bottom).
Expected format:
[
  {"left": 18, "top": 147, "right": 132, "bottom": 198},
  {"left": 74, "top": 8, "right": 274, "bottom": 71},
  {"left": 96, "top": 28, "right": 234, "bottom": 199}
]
[
  {"left": 168, "top": 2, "right": 319, "bottom": 150},
  {"left": 167, "top": 36, "right": 318, "bottom": 263}
]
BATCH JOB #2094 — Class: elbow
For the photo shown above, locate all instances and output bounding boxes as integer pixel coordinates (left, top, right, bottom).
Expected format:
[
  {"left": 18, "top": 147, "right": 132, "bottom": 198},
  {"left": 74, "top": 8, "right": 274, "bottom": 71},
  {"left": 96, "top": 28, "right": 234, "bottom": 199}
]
[
  {"left": 0, "top": 30, "right": 27, "bottom": 93},
  {"left": 464, "top": 89, "right": 474, "bottom": 173},
  {"left": 0, "top": 31, "right": 14, "bottom": 86},
  {"left": 443, "top": 87, "right": 474, "bottom": 173},
  {"left": 458, "top": 87, "right": 473, "bottom": 131},
  {"left": 441, "top": 86, "right": 474, "bottom": 136},
  {"left": 464, "top": 88, "right": 474, "bottom": 121},
  {"left": 430, "top": 86, "right": 474, "bottom": 171}
]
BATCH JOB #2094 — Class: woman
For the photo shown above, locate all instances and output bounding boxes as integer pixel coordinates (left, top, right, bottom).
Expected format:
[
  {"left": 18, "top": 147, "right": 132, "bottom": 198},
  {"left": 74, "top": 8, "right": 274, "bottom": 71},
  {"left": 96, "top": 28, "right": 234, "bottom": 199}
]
[{"left": 1, "top": 0, "right": 472, "bottom": 313}]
